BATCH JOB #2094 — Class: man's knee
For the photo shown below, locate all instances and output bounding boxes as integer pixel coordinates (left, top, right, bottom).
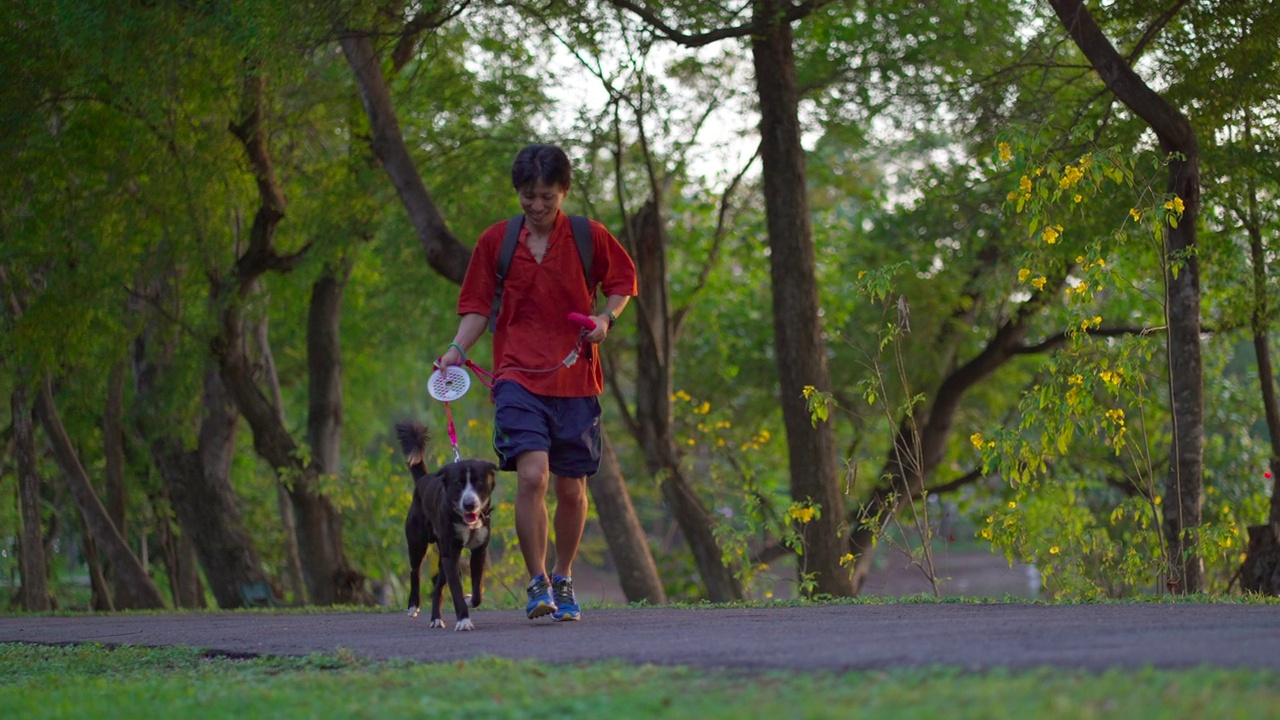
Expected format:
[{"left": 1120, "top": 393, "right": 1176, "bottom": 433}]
[{"left": 555, "top": 476, "right": 588, "bottom": 504}]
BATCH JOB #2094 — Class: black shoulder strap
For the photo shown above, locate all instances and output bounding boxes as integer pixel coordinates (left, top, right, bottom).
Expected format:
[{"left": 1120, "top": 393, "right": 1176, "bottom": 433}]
[
  {"left": 569, "top": 214, "right": 595, "bottom": 293},
  {"left": 489, "top": 214, "right": 597, "bottom": 334},
  {"left": 489, "top": 215, "right": 524, "bottom": 334}
]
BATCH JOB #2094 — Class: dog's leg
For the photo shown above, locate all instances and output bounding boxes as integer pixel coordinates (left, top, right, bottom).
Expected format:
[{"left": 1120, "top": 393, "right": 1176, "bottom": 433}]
[
  {"left": 406, "top": 529, "right": 429, "bottom": 619},
  {"left": 428, "top": 556, "right": 448, "bottom": 629},
  {"left": 467, "top": 545, "right": 487, "bottom": 609},
  {"left": 440, "top": 549, "right": 475, "bottom": 631}
]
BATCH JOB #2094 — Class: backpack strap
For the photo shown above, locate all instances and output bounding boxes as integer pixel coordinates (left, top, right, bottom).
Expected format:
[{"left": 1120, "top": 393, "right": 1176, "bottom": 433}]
[
  {"left": 488, "top": 214, "right": 597, "bottom": 334},
  {"left": 489, "top": 215, "right": 524, "bottom": 333}
]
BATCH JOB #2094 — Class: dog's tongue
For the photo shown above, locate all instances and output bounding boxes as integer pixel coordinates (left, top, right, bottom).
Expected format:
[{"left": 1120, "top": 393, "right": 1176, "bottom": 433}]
[{"left": 465, "top": 512, "right": 479, "bottom": 524}]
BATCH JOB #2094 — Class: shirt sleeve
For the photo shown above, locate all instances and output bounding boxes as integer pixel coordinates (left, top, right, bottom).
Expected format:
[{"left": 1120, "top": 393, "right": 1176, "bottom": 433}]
[
  {"left": 457, "top": 222, "right": 505, "bottom": 317},
  {"left": 591, "top": 221, "right": 638, "bottom": 298}
]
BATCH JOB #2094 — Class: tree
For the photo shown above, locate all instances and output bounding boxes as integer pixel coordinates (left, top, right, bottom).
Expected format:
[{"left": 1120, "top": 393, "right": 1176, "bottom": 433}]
[
  {"left": 1047, "top": 0, "right": 1205, "bottom": 592},
  {"left": 608, "top": 0, "right": 854, "bottom": 597}
]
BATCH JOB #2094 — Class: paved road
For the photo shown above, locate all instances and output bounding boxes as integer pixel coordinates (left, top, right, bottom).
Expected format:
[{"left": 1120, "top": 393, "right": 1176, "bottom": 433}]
[{"left": 3, "top": 604, "right": 1277, "bottom": 673}]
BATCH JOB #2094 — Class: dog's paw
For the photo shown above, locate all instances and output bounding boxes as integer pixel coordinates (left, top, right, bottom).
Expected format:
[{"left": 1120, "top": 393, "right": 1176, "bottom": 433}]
[
  {"left": 428, "top": 618, "right": 446, "bottom": 629},
  {"left": 454, "top": 618, "right": 476, "bottom": 632},
  {"left": 465, "top": 594, "right": 479, "bottom": 608},
  {"left": 407, "top": 606, "right": 420, "bottom": 618}
]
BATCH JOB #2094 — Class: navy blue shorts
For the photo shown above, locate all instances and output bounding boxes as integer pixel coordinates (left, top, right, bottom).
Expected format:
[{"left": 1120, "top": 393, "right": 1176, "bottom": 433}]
[{"left": 491, "top": 380, "right": 602, "bottom": 477}]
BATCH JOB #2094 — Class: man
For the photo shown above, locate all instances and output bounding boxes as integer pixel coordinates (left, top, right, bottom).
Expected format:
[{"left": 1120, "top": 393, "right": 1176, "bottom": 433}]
[{"left": 437, "top": 144, "right": 637, "bottom": 621}]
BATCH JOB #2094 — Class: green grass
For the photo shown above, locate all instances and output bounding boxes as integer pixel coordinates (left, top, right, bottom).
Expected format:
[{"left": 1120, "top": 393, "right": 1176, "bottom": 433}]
[{"left": 2, "top": 643, "right": 1278, "bottom": 719}]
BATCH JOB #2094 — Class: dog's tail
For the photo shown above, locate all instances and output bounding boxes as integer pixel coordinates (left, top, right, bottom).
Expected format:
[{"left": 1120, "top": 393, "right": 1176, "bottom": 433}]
[{"left": 394, "top": 420, "right": 430, "bottom": 479}]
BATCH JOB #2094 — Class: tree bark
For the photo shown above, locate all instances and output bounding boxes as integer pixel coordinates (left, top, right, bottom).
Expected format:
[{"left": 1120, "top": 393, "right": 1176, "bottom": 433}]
[
  {"left": 340, "top": 31, "right": 471, "bottom": 283},
  {"left": 103, "top": 361, "right": 133, "bottom": 606},
  {"left": 751, "top": 0, "right": 853, "bottom": 597},
  {"left": 252, "top": 302, "right": 308, "bottom": 605},
  {"left": 130, "top": 266, "right": 273, "bottom": 609},
  {"left": 1047, "top": 0, "right": 1204, "bottom": 593},
  {"left": 220, "top": 70, "right": 366, "bottom": 606},
  {"left": 626, "top": 199, "right": 741, "bottom": 601},
  {"left": 34, "top": 378, "right": 166, "bottom": 610},
  {"left": 589, "top": 430, "right": 667, "bottom": 604},
  {"left": 1238, "top": 112, "right": 1280, "bottom": 594},
  {"left": 13, "top": 382, "right": 52, "bottom": 612},
  {"left": 153, "top": 489, "right": 206, "bottom": 608}
]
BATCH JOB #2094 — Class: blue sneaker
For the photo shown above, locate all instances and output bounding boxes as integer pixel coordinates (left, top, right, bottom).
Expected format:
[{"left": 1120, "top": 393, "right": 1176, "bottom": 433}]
[
  {"left": 551, "top": 575, "right": 581, "bottom": 621},
  {"left": 525, "top": 574, "right": 557, "bottom": 619}
]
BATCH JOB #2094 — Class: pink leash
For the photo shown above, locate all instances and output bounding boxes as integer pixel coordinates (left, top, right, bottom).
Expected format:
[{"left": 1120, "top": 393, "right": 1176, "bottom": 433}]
[{"left": 435, "top": 357, "right": 495, "bottom": 462}]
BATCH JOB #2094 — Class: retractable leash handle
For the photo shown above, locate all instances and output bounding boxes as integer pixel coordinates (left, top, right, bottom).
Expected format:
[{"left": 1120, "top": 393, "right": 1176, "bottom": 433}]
[
  {"left": 563, "top": 312, "right": 598, "bottom": 368},
  {"left": 567, "top": 312, "right": 597, "bottom": 331}
]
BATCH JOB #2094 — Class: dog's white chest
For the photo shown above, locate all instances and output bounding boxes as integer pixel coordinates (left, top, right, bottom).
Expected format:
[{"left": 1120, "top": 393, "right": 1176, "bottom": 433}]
[{"left": 454, "top": 523, "right": 489, "bottom": 550}]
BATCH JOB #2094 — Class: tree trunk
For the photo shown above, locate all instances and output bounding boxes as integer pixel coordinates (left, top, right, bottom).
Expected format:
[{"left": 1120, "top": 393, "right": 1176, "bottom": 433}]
[
  {"left": 79, "top": 514, "right": 114, "bottom": 612},
  {"left": 627, "top": 199, "right": 741, "bottom": 601},
  {"left": 1047, "top": 0, "right": 1204, "bottom": 594},
  {"left": 340, "top": 31, "right": 471, "bottom": 283},
  {"left": 103, "top": 361, "right": 133, "bottom": 606},
  {"left": 13, "top": 382, "right": 52, "bottom": 612},
  {"left": 1238, "top": 113, "right": 1280, "bottom": 594},
  {"left": 252, "top": 301, "right": 308, "bottom": 605},
  {"left": 34, "top": 379, "right": 166, "bottom": 610},
  {"left": 590, "top": 430, "right": 667, "bottom": 604},
  {"left": 751, "top": 0, "right": 853, "bottom": 597},
  {"left": 154, "top": 489, "right": 206, "bottom": 608},
  {"left": 134, "top": 283, "right": 273, "bottom": 611},
  {"left": 219, "top": 70, "right": 366, "bottom": 606}
]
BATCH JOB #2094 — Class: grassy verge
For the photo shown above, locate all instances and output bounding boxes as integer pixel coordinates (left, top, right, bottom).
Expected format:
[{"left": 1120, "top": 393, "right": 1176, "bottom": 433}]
[{"left": 2, "top": 642, "right": 1278, "bottom": 719}]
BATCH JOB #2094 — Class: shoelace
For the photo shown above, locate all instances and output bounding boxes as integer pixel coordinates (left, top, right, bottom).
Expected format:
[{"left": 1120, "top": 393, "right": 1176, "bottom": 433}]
[{"left": 552, "top": 578, "right": 575, "bottom": 605}]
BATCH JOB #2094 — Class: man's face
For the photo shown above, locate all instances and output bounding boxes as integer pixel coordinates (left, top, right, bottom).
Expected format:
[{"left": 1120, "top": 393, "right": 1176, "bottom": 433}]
[{"left": 518, "top": 180, "right": 569, "bottom": 230}]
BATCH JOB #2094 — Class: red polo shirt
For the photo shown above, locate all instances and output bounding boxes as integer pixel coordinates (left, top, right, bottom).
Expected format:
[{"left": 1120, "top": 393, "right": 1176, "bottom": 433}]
[{"left": 457, "top": 211, "right": 637, "bottom": 397}]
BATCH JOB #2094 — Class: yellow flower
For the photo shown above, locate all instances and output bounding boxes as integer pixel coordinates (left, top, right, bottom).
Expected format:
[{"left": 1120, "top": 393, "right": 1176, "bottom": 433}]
[
  {"left": 694, "top": 401, "right": 711, "bottom": 415},
  {"left": 1164, "top": 196, "right": 1186, "bottom": 214},
  {"left": 1006, "top": 190, "right": 1018, "bottom": 202},
  {"left": 1019, "top": 175, "right": 1032, "bottom": 194},
  {"left": 1018, "top": 268, "right": 1031, "bottom": 282},
  {"left": 1068, "top": 374, "right": 1083, "bottom": 385},
  {"left": 1129, "top": 208, "right": 1141, "bottom": 221},
  {"left": 1058, "top": 165, "right": 1083, "bottom": 189},
  {"left": 1007, "top": 501, "right": 1017, "bottom": 509},
  {"left": 1031, "top": 276, "right": 1047, "bottom": 291},
  {"left": 1076, "top": 256, "right": 1085, "bottom": 263},
  {"left": 1042, "top": 226, "right": 1060, "bottom": 244},
  {"left": 674, "top": 390, "right": 691, "bottom": 402},
  {"left": 998, "top": 142, "right": 1013, "bottom": 162},
  {"left": 970, "top": 433, "right": 985, "bottom": 450},
  {"left": 1073, "top": 194, "right": 1083, "bottom": 203},
  {"left": 789, "top": 505, "right": 816, "bottom": 524},
  {"left": 980, "top": 528, "right": 993, "bottom": 540},
  {"left": 1049, "top": 546, "right": 1060, "bottom": 555},
  {"left": 840, "top": 553, "right": 855, "bottom": 566},
  {"left": 858, "top": 270, "right": 867, "bottom": 279},
  {"left": 1105, "top": 408, "right": 1125, "bottom": 425}
]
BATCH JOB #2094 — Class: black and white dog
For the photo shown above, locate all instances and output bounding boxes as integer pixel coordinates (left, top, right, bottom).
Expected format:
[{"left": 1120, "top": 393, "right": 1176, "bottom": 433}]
[{"left": 394, "top": 420, "right": 497, "bottom": 632}]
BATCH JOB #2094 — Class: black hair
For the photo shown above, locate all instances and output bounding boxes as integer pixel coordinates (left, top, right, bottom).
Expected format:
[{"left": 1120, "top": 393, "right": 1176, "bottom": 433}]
[{"left": 510, "top": 144, "right": 572, "bottom": 190}]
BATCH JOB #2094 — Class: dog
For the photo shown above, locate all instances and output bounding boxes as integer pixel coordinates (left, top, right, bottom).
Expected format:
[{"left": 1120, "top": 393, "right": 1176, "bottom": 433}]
[{"left": 395, "top": 420, "right": 497, "bottom": 631}]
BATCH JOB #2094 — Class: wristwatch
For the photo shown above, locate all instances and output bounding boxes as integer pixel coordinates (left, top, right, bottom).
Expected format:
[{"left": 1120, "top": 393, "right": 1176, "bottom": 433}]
[{"left": 606, "top": 310, "right": 617, "bottom": 329}]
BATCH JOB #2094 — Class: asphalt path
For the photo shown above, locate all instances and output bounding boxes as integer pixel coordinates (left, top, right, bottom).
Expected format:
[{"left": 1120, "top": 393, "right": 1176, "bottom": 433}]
[{"left": 2, "top": 604, "right": 1278, "bottom": 673}]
